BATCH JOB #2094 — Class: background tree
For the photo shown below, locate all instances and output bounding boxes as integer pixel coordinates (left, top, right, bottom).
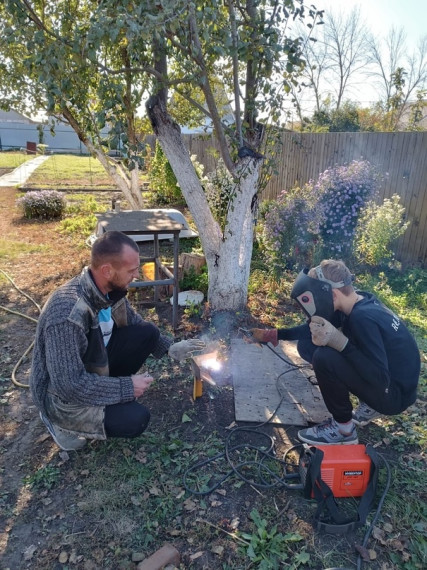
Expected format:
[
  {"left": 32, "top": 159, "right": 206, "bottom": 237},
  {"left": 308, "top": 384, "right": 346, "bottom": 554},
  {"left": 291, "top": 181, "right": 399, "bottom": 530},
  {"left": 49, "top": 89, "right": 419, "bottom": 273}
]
[
  {"left": 366, "top": 28, "right": 427, "bottom": 130},
  {"left": 0, "top": 0, "right": 321, "bottom": 312},
  {"left": 291, "top": 5, "right": 368, "bottom": 121}
]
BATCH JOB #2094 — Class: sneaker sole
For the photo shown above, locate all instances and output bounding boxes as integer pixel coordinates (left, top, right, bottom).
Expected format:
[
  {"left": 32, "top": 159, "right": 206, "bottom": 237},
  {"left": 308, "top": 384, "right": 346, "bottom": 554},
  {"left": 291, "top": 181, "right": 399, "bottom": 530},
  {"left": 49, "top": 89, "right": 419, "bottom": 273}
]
[
  {"left": 298, "top": 433, "right": 359, "bottom": 445},
  {"left": 352, "top": 415, "right": 381, "bottom": 427}
]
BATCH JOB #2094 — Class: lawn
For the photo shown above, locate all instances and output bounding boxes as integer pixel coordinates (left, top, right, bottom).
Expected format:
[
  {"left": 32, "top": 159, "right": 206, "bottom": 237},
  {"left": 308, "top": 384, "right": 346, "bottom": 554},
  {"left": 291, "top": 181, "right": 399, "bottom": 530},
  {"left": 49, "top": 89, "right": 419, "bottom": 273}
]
[
  {"left": 24, "top": 153, "right": 118, "bottom": 189},
  {"left": 0, "top": 150, "right": 35, "bottom": 170},
  {"left": 0, "top": 159, "right": 425, "bottom": 570}
]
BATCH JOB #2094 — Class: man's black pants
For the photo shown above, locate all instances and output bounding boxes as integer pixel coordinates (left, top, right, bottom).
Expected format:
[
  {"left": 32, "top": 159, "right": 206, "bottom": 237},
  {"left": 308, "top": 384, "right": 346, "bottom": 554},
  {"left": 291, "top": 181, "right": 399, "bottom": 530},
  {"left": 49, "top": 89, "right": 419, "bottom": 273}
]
[
  {"left": 104, "top": 323, "right": 160, "bottom": 438},
  {"left": 297, "top": 339, "right": 405, "bottom": 423}
]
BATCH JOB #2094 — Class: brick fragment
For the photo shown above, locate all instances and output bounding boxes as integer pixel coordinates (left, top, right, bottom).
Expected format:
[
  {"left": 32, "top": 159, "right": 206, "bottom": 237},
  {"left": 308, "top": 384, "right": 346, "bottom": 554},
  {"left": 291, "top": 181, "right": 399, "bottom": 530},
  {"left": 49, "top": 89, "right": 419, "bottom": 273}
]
[{"left": 136, "top": 543, "right": 180, "bottom": 570}]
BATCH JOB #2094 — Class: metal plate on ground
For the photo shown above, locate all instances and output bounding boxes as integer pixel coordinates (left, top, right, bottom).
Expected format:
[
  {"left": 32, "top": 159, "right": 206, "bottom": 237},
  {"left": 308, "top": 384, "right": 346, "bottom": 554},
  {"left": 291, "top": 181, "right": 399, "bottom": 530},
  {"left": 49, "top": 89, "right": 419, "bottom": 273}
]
[{"left": 231, "top": 339, "right": 329, "bottom": 426}]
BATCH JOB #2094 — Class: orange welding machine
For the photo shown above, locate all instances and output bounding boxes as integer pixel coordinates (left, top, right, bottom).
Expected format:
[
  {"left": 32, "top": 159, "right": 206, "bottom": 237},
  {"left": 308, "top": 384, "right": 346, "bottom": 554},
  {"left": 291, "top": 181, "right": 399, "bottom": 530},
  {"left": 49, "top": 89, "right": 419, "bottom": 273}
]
[
  {"left": 284, "top": 443, "right": 382, "bottom": 534},
  {"left": 299, "top": 444, "right": 373, "bottom": 498}
]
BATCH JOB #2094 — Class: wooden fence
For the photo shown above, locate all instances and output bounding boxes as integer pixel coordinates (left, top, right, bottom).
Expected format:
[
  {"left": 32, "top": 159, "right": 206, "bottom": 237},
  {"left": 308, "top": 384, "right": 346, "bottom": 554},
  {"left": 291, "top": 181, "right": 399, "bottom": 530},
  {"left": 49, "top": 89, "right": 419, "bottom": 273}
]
[{"left": 179, "top": 132, "right": 427, "bottom": 268}]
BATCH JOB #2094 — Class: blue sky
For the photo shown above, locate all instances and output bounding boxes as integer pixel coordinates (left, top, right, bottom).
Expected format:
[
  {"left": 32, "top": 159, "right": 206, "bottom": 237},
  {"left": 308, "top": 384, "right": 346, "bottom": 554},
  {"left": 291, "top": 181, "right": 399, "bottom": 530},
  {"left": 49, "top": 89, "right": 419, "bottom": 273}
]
[
  {"left": 290, "top": 0, "right": 427, "bottom": 112},
  {"left": 316, "top": 0, "right": 426, "bottom": 48}
]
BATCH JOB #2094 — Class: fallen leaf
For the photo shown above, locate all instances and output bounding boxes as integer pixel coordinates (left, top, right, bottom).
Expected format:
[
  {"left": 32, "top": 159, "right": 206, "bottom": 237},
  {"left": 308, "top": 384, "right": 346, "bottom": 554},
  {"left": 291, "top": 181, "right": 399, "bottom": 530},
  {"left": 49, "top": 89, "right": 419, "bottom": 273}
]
[
  {"left": 189, "top": 551, "right": 204, "bottom": 561},
  {"left": 182, "top": 413, "right": 192, "bottom": 423},
  {"left": 401, "top": 550, "right": 411, "bottom": 562},
  {"left": 354, "top": 544, "right": 370, "bottom": 561},
  {"left": 149, "top": 486, "right": 161, "bottom": 496},
  {"left": 211, "top": 545, "right": 224, "bottom": 555},
  {"left": 383, "top": 522, "right": 393, "bottom": 533},
  {"left": 183, "top": 498, "right": 197, "bottom": 511},
  {"left": 58, "top": 551, "right": 68, "bottom": 563},
  {"left": 210, "top": 500, "right": 222, "bottom": 507},
  {"left": 217, "top": 489, "right": 226, "bottom": 496},
  {"left": 92, "top": 548, "right": 104, "bottom": 562},
  {"left": 135, "top": 450, "right": 147, "bottom": 463},
  {"left": 69, "top": 550, "right": 83, "bottom": 564},
  {"left": 131, "top": 552, "right": 145, "bottom": 562},
  {"left": 368, "top": 549, "right": 377, "bottom": 560},
  {"left": 131, "top": 496, "right": 142, "bottom": 506},
  {"left": 389, "top": 538, "right": 406, "bottom": 552},
  {"left": 169, "top": 529, "right": 181, "bottom": 536},
  {"left": 372, "top": 526, "right": 386, "bottom": 544},
  {"left": 23, "top": 545, "right": 37, "bottom": 561}
]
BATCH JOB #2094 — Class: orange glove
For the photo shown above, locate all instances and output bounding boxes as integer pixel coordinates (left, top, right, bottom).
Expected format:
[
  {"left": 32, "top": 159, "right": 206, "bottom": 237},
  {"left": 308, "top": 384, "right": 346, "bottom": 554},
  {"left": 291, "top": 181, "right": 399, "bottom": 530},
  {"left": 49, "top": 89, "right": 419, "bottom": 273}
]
[{"left": 249, "top": 328, "right": 279, "bottom": 347}]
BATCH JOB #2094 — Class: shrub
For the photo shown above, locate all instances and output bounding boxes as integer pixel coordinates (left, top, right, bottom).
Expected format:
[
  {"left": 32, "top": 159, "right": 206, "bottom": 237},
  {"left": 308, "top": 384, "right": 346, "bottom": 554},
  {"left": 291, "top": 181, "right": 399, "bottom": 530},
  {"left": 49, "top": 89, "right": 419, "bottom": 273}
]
[
  {"left": 17, "top": 190, "right": 66, "bottom": 220},
  {"left": 59, "top": 195, "right": 107, "bottom": 239},
  {"left": 146, "top": 140, "right": 182, "bottom": 204},
  {"left": 354, "top": 194, "right": 410, "bottom": 266},
  {"left": 261, "top": 183, "right": 323, "bottom": 272},
  {"left": 260, "top": 160, "right": 384, "bottom": 271},
  {"left": 179, "top": 265, "right": 208, "bottom": 295},
  {"left": 315, "top": 160, "right": 382, "bottom": 259}
]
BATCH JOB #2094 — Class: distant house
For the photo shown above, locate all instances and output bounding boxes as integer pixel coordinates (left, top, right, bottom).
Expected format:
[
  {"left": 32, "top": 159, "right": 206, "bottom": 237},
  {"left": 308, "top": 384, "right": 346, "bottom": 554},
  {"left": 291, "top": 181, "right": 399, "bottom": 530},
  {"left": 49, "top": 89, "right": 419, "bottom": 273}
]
[{"left": 0, "top": 110, "right": 108, "bottom": 154}]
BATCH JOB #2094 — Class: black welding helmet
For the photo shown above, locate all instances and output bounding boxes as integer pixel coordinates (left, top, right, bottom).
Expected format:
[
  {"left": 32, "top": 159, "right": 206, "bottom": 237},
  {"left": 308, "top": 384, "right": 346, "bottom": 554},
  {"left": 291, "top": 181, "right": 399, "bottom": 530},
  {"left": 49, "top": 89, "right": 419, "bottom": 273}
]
[{"left": 290, "top": 266, "right": 352, "bottom": 321}]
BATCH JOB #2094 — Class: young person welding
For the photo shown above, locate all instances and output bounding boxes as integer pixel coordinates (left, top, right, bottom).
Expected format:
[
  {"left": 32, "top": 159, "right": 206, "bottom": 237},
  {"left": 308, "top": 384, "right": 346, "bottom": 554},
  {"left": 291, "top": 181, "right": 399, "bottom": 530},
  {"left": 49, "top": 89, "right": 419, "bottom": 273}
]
[{"left": 250, "top": 259, "right": 420, "bottom": 445}]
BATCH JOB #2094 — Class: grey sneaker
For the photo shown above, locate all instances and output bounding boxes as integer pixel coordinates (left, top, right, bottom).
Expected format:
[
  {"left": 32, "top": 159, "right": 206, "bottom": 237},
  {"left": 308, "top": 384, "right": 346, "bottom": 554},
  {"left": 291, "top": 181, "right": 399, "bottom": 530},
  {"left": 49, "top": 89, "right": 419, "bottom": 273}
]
[
  {"left": 39, "top": 412, "right": 87, "bottom": 451},
  {"left": 298, "top": 418, "right": 358, "bottom": 445},
  {"left": 352, "top": 402, "right": 382, "bottom": 426}
]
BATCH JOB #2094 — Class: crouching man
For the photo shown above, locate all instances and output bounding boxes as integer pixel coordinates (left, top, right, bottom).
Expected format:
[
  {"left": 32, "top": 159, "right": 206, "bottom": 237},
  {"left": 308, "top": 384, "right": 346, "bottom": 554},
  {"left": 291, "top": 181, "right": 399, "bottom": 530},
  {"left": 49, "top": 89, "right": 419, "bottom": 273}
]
[
  {"left": 250, "top": 259, "right": 420, "bottom": 445},
  {"left": 30, "top": 230, "right": 204, "bottom": 451}
]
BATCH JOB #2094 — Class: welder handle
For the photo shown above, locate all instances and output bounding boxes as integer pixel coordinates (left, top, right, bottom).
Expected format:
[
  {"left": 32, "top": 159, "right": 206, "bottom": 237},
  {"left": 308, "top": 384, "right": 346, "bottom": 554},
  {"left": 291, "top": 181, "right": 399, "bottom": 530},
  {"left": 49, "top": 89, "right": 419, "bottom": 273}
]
[{"left": 249, "top": 328, "right": 279, "bottom": 347}]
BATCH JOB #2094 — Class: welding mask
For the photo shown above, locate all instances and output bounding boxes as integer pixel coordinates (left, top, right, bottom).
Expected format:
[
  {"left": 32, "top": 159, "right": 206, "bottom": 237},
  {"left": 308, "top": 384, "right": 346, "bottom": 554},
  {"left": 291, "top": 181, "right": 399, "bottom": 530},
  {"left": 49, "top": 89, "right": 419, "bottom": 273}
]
[{"left": 291, "top": 266, "right": 353, "bottom": 321}]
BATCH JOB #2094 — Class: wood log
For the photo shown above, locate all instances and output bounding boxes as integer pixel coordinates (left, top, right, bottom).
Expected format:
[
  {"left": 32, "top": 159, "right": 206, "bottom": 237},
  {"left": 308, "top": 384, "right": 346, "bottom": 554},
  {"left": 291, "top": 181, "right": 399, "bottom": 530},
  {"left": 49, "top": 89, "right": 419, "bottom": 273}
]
[{"left": 180, "top": 253, "right": 206, "bottom": 275}]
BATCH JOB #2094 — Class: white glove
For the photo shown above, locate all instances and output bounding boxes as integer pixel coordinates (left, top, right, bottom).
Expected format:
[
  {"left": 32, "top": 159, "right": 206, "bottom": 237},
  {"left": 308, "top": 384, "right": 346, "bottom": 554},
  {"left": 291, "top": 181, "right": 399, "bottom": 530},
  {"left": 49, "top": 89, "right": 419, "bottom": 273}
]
[
  {"left": 309, "top": 316, "right": 348, "bottom": 352},
  {"left": 168, "top": 339, "right": 206, "bottom": 361}
]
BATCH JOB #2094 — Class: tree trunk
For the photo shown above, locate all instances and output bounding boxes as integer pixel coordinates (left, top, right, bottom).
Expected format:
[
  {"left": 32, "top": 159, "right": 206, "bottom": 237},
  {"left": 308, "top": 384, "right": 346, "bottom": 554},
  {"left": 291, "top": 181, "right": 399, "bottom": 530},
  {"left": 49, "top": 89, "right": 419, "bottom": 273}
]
[
  {"left": 61, "top": 107, "right": 144, "bottom": 209},
  {"left": 147, "top": 96, "right": 261, "bottom": 312}
]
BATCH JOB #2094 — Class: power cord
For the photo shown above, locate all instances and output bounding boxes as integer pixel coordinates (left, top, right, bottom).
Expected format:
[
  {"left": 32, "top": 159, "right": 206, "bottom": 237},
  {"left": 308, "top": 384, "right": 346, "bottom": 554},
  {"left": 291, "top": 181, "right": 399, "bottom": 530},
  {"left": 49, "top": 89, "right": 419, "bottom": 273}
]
[
  {"left": 0, "top": 269, "right": 41, "bottom": 388},
  {"left": 183, "top": 340, "right": 311, "bottom": 495}
]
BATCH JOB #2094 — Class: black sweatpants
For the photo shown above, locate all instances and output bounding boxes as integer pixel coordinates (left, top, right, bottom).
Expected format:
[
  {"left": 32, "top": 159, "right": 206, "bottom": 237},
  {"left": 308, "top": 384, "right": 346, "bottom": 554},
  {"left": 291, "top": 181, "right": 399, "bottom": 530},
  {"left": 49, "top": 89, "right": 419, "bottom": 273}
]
[
  {"left": 297, "top": 339, "right": 405, "bottom": 424},
  {"left": 104, "top": 323, "right": 160, "bottom": 438}
]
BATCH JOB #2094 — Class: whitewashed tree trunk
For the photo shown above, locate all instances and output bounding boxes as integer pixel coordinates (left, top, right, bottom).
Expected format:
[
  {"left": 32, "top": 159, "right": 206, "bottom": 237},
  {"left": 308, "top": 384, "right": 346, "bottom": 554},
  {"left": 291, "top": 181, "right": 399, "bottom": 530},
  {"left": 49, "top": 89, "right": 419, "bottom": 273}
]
[{"left": 148, "top": 99, "right": 261, "bottom": 312}]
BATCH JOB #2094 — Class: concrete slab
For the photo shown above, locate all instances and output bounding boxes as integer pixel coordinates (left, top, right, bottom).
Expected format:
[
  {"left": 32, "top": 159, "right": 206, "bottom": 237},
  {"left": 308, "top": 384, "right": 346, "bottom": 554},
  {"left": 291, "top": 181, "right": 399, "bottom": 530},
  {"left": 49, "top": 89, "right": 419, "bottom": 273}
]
[
  {"left": 0, "top": 155, "right": 50, "bottom": 187},
  {"left": 231, "top": 339, "right": 329, "bottom": 426}
]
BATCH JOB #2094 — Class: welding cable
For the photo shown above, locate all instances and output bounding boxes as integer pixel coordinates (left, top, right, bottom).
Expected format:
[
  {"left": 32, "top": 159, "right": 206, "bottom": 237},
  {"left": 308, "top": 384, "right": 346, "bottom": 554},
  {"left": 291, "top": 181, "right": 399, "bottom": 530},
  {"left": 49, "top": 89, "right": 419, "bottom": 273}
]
[
  {"left": 183, "top": 367, "right": 304, "bottom": 495},
  {"left": 356, "top": 452, "right": 391, "bottom": 570},
  {"left": 0, "top": 269, "right": 41, "bottom": 388}
]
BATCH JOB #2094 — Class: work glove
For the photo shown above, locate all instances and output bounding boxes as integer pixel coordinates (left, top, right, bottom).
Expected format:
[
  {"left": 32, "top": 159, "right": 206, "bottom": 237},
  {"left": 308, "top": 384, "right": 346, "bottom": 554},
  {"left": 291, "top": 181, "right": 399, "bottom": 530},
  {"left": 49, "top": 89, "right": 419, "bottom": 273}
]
[
  {"left": 168, "top": 339, "right": 206, "bottom": 361},
  {"left": 309, "top": 316, "right": 348, "bottom": 352},
  {"left": 248, "top": 328, "right": 279, "bottom": 347}
]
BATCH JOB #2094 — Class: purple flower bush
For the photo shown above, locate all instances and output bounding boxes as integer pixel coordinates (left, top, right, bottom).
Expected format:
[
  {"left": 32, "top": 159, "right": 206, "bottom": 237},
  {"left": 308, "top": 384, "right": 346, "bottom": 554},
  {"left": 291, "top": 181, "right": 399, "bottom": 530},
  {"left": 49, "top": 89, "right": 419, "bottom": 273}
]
[
  {"left": 16, "top": 190, "right": 66, "bottom": 220},
  {"left": 261, "top": 160, "right": 383, "bottom": 269},
  {"left": 316, "top": 160, "right": 382, "bottom": 259},
  {"left": 262, "top": 183, "right": 323, "bottom": 271}
]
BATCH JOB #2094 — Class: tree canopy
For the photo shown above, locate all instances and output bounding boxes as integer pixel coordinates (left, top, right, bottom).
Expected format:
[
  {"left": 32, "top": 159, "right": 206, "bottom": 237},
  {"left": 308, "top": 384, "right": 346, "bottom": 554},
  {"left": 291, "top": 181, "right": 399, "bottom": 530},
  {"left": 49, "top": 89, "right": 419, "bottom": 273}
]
[{"left": 0, "top": 0, "right": 322, "bottom": 311}]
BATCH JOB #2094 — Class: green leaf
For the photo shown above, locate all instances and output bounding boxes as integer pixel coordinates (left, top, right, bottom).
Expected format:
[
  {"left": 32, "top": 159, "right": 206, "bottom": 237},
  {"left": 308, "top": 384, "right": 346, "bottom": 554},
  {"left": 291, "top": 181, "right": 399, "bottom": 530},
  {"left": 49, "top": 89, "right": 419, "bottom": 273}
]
[{"left": 181, "top": 413, "right": 192, "bottom": 423}]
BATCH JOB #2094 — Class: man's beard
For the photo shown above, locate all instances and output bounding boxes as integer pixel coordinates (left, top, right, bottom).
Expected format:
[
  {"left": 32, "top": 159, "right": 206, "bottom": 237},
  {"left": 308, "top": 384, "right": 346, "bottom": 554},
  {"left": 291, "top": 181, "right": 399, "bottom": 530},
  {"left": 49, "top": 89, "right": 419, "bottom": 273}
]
[{"left": 106, "top": 279, "right": 128, "bottom": 297}]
